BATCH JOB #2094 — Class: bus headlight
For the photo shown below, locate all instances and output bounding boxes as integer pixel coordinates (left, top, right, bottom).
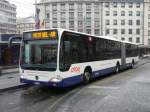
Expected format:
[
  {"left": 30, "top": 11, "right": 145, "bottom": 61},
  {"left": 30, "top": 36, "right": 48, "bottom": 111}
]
[
  {"left": 50, "top": 75, "right": 63, "bottom": 83},
  {"left": 20, "top": 75, "right": 24, "bottom": 79}
]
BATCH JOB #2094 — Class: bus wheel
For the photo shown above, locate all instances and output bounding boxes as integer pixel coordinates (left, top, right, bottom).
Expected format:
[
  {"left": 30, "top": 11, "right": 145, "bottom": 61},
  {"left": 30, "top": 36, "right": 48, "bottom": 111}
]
[
  {"left": 131, "top": 60, "right": 135, "bottom": 69},
  {"left": 83, "top": 71, "right": 91, "bottom": 84},
  {"left": 116, "top": 64, "right": 120, "bottom": 73}
]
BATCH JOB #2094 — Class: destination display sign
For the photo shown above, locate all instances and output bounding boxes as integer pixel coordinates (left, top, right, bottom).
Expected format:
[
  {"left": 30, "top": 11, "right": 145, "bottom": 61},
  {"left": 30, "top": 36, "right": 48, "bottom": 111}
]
[{"left": 23, "top": 30, "right": 58, "bottom": 40}]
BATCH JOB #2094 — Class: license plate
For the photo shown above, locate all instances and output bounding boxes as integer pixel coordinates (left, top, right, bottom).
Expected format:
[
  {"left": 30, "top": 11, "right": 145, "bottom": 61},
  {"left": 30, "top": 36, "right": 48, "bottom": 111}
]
[{"left": 34, "top": 82, "right": 40, "bottom": 85}]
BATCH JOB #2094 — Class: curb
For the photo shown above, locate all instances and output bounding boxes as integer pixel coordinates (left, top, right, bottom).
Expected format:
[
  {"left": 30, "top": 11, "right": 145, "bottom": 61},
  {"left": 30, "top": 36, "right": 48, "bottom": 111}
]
[
  {"left": 0, "top": 84, "right": 30, "bottom": 92},
  {"left": 1, "top": 68, "right": 19, "bottom": 74},
  {"left": 1, "top": 71, "right": 19, "bottom": 75}
]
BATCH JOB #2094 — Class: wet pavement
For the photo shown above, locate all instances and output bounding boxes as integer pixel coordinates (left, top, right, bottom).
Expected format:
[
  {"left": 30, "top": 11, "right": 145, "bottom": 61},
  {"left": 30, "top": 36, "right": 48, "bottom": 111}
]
[
  {"left": 0, "top": 86, "right": 77, "bottom": 112},
  {"left": 47, "top": 62, "right": 150, "bottom": 112},
  {"left": 0, "top": 73, "right": 26, "bottom": 91},
  {"left": 0, "top": 59, "right": 150, "bottom": 112}
]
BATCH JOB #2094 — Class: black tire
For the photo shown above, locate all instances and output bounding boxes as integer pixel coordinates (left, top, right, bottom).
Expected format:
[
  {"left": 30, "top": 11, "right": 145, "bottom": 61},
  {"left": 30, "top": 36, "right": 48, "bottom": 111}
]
[
  {"left": 131, "top": 60, "right": 135, "bottom": 69},
  {"left": 116, "top": 64, "right": 120, "bottom": 73},
  {"left": 82, "top": 70, "right": 91, "bottom": 84}
]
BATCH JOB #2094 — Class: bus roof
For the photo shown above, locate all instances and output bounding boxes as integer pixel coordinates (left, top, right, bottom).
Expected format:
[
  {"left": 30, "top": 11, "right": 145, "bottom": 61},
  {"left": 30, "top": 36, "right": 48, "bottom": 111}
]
[{"left": 23, "top": 28, "right": 137, "bottom": 45}]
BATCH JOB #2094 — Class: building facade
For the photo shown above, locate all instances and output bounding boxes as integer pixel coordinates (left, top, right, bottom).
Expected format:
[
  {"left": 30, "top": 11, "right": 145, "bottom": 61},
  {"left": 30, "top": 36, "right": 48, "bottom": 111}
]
[
  {"left": 0, "top": 0, "right": 16, "bottom": 34},
  {"left": 17, "top": 16, "right": 35, "bottom": 34},
  {"left": 144, "top": 0, "right": 150, "bottom": 45},
  {"left": 36, "top": 0, "right": 144, "bottom": 45}
]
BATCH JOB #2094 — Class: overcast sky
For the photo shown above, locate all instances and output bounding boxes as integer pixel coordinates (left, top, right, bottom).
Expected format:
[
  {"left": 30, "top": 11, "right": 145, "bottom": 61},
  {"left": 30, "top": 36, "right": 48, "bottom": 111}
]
[{"left": 9, "top": 0, "right": 36, "bottom": 18}]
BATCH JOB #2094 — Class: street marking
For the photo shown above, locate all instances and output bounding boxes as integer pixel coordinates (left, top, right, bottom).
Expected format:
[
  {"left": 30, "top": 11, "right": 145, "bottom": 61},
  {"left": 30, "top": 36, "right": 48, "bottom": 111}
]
[{"left": 88, "top": 85, "right": 119, "bottom": 90}]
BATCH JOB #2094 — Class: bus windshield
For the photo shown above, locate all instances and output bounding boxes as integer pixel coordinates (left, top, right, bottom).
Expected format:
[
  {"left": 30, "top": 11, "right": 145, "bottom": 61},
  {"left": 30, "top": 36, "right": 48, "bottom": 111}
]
[{"left": 21, "top": 30, "right": 58, "bottom": 71}]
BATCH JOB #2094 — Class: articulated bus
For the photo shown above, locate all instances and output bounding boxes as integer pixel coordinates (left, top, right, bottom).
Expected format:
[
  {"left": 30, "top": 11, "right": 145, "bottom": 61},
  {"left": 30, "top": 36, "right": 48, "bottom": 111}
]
[{"left": 19, "top": 28, "right": 139, "bottom": 87}]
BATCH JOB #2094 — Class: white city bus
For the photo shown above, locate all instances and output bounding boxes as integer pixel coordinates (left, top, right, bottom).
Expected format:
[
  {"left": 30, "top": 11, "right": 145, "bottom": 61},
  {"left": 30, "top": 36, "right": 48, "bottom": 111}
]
[{"left": 20, "top": 28, "right": 139, "bottom": 87}]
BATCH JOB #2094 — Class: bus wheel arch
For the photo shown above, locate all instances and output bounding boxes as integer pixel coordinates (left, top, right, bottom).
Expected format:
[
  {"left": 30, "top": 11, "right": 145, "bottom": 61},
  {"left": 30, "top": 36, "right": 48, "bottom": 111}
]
[{"left": 82, "top": 66, "right": 92, "bottom": 84}]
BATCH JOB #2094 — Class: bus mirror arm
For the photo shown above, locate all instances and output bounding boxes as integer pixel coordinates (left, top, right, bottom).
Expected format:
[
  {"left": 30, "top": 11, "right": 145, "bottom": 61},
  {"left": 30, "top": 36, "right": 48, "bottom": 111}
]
[{"left": 8, "top": 36, "right": 22, "bottom": 48}]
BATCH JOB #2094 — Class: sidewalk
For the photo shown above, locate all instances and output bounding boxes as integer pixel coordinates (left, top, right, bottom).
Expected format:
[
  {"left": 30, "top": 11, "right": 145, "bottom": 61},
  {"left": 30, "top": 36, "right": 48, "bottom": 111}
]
[
  {"left": 137, "top": 57, "right": 150, "bottom": 67},
  {"left": 0, "top": 65, "right": 19, "bottom": 75},
  {"left": 0, "top": 73, "right": 28, "bottom": 92},
  {"left": 0, "top": 58, "right": 149, "bottom": 92}
]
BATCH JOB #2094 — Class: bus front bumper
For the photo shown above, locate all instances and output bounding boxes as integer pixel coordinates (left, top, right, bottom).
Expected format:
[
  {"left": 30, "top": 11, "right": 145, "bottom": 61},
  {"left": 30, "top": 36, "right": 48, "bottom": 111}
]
[
  {"left": 20, "top": 75, "right": 82, "bottom": 88},
  {"left": 20, "top": 78, "right": 63, "bottom": 88}
]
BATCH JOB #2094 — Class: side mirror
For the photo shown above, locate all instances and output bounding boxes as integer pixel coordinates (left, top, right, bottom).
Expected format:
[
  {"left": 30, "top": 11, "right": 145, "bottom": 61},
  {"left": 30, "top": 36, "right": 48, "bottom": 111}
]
[{"left": 8, "top": 36, "right": 22, "bottom": 48}]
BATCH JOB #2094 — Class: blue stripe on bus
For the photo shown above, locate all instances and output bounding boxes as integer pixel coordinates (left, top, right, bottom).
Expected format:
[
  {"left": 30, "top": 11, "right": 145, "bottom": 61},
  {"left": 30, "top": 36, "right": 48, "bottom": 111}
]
[{"left": 93, "top": 67, "right": 115, "bottom": 78}]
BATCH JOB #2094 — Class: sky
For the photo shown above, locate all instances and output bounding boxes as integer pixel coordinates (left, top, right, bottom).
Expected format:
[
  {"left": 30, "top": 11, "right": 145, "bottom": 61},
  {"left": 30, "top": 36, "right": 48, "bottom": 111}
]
[{"left": 9, "top": 0, "right": 36, "bottom": 18}]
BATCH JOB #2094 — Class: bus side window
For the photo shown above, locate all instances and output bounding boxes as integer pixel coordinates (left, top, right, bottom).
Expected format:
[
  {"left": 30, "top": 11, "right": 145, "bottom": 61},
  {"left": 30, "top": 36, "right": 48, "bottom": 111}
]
[
  {"left": 62, "top": 40, "right": 71, "bottom": 71},
  {"left": 64, "top": 41, "right": 70, "bottom": 53}
]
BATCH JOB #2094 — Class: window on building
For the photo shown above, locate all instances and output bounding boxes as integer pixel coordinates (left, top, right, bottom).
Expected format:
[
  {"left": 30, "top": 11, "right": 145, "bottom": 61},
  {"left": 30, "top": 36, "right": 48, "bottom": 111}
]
[
  {"left": 69, "top": 12, "right": 74, "bottom": 19},
  {"left": 78, "top": 4, "right": 82, "bottom": 10},
  {"left": 86, "top": 19, "right": 91, "bottom": 27},
  {"left": 86, "top": 12, "right": 91, "bottom": 19},
  {"left": 148, "top": 22, "right": 150, "bottom": 27},
  {"left": 148, "top": 14, "right": 150, "bottom": 19},
  {"left": 45, "top": 5, "right": 49, "bottom": 10},
  {"left": 129, "top": 37, "right": 132, "bottom": 42},
  {"left": 106, "top": 20, "right": 110, "bottom": 25},
  {"left": 105, "top": 2, "right": 109, "bottom": 7},
  {"left": 86, "top": 3, "right": 91, "bottom": 10},
  {"left": 121, "top": 11, "right": 125, "bottom": 16},
  {"left": 113, "top": 20, "right": 117, "bottom": 25},
  {"left": 69, "top": 4, "right": 74, "bottom": 10},
  {"left": 121, "top": 20, "right": 125, "bottom": 25},
  {"left": 61, "top": 21, "right": 66, "bottom": 28},
  {"left": 113, "top": 29, "right": 117, "bottom": 34},
  {"left": 86, "top": 29, "right": 91, "bottom": 34},
  {"left": 94, "top": 4, "right": 99, "bottom": 11},
  {"left": 129, "top": 20, "right": 133, "bottom": 25},
  {"left": 148, "top": 39, "right": 150, "bottom": 45},
  {"left": 78, "top": 12, "right": 83, "bottom": 19},
  {"left": 52, "top": 12, "right": 57, "bottom": 19},
  {"left": 113, "top": 2, "right": 117, "bottom": 8},
  {"left": 136, "top": 11, "right": 140, "bottom": 16},
  {"left": 95, "top": 21, "right": 100, "bottom": 27},
  {"left": 121, "top": 37, "right": 125, "bottom": 41},
  {"left": 129, "top": 3, "right": 133, "bottom": 8},
  {"left": 78, "top": 21, "right": 83, "bottom": 27},
  {"left": 106, "top": 11, "right": 110, "bottom": 16},
  {"left": 129, "top": 29, "right": 132, "bottom": 34},
  {"left": 106, "top": 29, "right": 110, "bottom": 35},
  {"left": 136, "top": 20, "right": 140, "bottom": 25},
  {"left": 136, "top": 29, "right": 140, "bottom": 35},
  {"left": 136, "top": 3, "right": 140, "bottom": 8},
  {"left": 95, "top": 29, "right": 100, "bottom": 35},
  {"left": 69, "top": 21, "right": 74, "bottom": 28},
  {"left": 121, "top": 3, "right": 125, "bottom": 8},
  {"left": 129, "top": 11, "right": 133, "bottom": 16},
  {"left": 94, "top": 12, "right": 99, "bottom": 19},
  {"left": 46, "top": 13, "right": 50, "bottom": 19},
  {"left": 148, "top": 30, "right": 150, "bottom": 36},
  {"left": 136, "top": 37, "right": 140, "bottom": 43},
  {"left": 52, "top": 4, "right": 57, "bottom": 10},
  {"left": 78, "top": 29, "right": 83, "bottom": 32},
  {"left": 60, "top": 4, "right": 65, "bottom": 10},
  {"left": 61, "top": 12, "right": 65, "bottom": 19},
  {"left": 52, "top": 21, "right": 57, "bottom": 28},
  {"left": 113, "top": 11, "right": 117, "bottom": 16},
  {"left": 121, "top": 29, "right": 125, "bottom": 34}
]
